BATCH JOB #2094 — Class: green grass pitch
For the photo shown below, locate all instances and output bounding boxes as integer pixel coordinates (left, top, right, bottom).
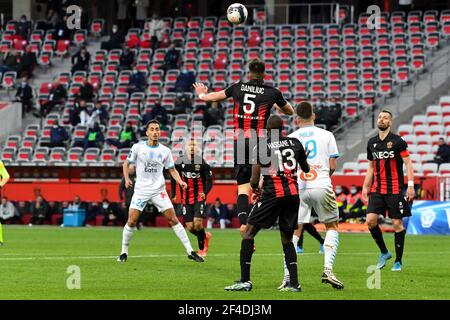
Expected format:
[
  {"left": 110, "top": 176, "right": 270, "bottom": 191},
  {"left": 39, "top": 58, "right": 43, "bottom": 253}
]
[{"left": 0, "top": 226, "right": 449, "bottom": 300}]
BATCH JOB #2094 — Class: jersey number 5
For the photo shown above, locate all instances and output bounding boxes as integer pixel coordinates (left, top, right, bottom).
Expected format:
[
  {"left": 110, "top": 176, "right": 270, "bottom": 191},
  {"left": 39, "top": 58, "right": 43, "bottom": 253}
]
[{"left": 243, "top": 94, "right": 256, "bottom": 114}]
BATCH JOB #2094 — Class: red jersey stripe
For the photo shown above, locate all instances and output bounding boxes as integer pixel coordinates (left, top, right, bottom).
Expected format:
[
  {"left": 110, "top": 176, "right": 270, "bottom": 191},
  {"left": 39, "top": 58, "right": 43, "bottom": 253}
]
[
  {"left": 379, "top": 159, "right": 387, "bottom": 193},
  {"left": 188, "top": 178, "right": 195, "bottom": 204},
  {"left": 272, "top": 176, "right": 285, "bottom": 198},
  {"left": 257, "top": 104, "right": 267, "bottom": 137},
  {"left": 400, "top": 150, "right": 410, "bottom": 158},
  {"left": 390, "top": 158, "right": 399, "bottom": 194},
  {"left": 372, "top": 160, "right": 378, "bottom": 193},
  {"left": 197, "top": 178, "right": 204, "bottom": 202}
]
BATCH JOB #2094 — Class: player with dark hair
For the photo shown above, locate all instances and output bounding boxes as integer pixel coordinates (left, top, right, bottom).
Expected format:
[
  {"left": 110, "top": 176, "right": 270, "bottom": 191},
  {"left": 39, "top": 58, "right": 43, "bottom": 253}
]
[
  {"left": 279, "top": 101, "right": 343, "bottom": 290},
  {"left": 224, "top": 115, "right": 309, "bottom": 292},
  {"left": 171, "top": 140, "right": 213, "bottom": 257},
  {"left": 193, "top": 59, "right": 294, "bottom": 236},
  {"left": 362, "top": 110, "right": 415, "bottom": 271},
  {"left": 118, "top": 120, "right": 204, "bottom": 263}
]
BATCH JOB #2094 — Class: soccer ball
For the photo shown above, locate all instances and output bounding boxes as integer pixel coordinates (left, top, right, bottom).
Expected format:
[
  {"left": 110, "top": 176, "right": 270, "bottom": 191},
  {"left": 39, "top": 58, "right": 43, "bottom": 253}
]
[{"left": 227, "top": 3, "right": 248, "bottom": 25}]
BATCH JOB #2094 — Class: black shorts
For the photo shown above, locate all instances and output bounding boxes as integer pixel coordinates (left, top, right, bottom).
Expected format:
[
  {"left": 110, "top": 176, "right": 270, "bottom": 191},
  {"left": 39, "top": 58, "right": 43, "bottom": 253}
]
[
  {"left": 366, "top": 193, "right": 411, "bottom": 219},
  {"left": 248, "top": 195, "right": 300, "bottom": 233},
  {"left": 233, "top": 138, "right": 258, "bottom": 185},
  {"left": 182, "top": 202, "right": 206, "bottom": 223}
]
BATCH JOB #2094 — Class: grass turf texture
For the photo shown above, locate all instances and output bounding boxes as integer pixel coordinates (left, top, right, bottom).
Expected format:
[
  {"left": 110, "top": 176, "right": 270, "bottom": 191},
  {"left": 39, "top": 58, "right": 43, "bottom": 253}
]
[{"left": 0, "top": 226, "right": 449, "bottom": 300}]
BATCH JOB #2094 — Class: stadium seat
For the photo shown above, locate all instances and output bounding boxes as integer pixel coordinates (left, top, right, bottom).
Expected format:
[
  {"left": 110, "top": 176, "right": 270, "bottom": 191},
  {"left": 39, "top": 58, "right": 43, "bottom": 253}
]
[
  {"left": 438, "top": 163, "right": 450, "bottom": 176},
  {"left": 342, "top": 162, "right": 358, "bottom": 175},
  {"left": 422, "top": 163, "right": 438, "bottom": 176}
]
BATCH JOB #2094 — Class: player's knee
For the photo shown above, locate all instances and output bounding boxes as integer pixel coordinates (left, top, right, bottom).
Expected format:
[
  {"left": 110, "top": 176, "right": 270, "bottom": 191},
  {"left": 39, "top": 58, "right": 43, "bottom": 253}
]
[
  {"left": 194, "top": 221, "right": 203, "bottom": 230},
  {"left": 367, "top": 220, "right": 377, "bottom": 229},
  {"left": 392, "top": 219, "right": 403, "bottom": 230}
]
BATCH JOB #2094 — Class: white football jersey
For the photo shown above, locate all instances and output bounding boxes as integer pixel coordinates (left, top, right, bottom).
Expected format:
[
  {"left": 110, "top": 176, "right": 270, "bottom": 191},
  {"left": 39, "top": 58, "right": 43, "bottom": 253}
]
[
  {"left": 127, "top": 141, "right": 175, "bottom": 194},
  {"left": 288, "top": 126, "right": 339, "bottom": 190}
]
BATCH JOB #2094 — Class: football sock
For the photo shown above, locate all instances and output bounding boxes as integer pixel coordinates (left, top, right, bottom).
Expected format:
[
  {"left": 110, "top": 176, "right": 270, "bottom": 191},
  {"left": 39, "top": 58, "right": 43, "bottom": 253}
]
[
  {"left": 240, "top": 238, "right": 254, "bottom": 282},
  {"left": 121, "top": 224, "right": 135, "bottom": 255},
  {"left": 197, "top": 228, "right": 206, "bottom": 250},
  {"left": 237, "top": 194, "right": 249, "bottom": 225},
  {"left": 283, "top": 243, "right": 299, "bottom": 287},
  {"left": 172, "top": 223, "right": 194, "bottom": 254},
  {"left": 292, "top": 234, "right": 300, "bottom": 248},
  {"left": 189, "top": 229, "right": 198, "bottom": 236},
  {"left": 369, "top": 225, "right": 388, "bottom": 254},
  {"left": 394, "top": 229, "right": 406, "bottom": 263},
  {"left": 304, "top": 223, "right": 325, "bottom": 245},
  {"left": 298, "top": 232, "right": 304, "bottom": 247},
  {"left": 324, "top": 230, "right": 339, "bottom": 270},
  {"left": 282, "top": 258, "right": 290, "bottom": 282}
]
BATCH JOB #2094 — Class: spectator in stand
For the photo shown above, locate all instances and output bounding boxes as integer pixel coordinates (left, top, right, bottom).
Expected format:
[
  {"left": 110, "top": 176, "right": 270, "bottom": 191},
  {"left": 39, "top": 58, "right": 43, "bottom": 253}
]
[
  {"left": 322, "top": 97, "right": 342, "bottom": 131},
  {"left": 87, "top": 102, "right": 109, "bottom": 127},
  {"left": 174, "top": 66, "right": 195, "bottom": 93},
  {"left": 344, "top": 185, "right": 365, "bottom": 223},
  {"left": 207, "top": 198, "right": 230, "bottom": 229},
  {"left": 37, "top": 8, "right": 60, "bottom": 32},
  {"left": 71, "top": 46, "right": 91, "bottom": 74},
  {"left": 81, "top": 122, "right": 105, "bottom": 150},
  {"left": 16, "top": 15, "right": 32, "bottom": 40},
  {"left": 54, "top": 15, "right": 72, "bottom": 41},
  {"left": 0, "top": 49, "right": 19, "bottom": 77},
  {"left": 15, "top": 77, "right": 34, "bottom": 117},
  {"left": 69, "top": 99, "right": 88, "bottom": 126},
  {"left": 68, "top": 195, "right": 88, "bottom": 212},
  {"left": 169, "top": 92, "right": 192, "bottom": 115},
  {"left": 29, "top": 195, "right": 50, "bottom": 226},
  {"left": 429, "top": 137, "right": 450, "bottom": 166},
  {"left": 107, "top": 122, "right": 137, "bottom": 149},
  {"left": 119, "top": 45, "right": 135, "bottom": 71},
  {"left": 76, "top": 78, "right": 95, "bottom": 102},
  {"left": 38, "top": 80, "right": 67, "bottom": 117},
  {"left": 101, "top": 199, "right": 123, "bottom": 226},
  {"left": 17, "top": 46, "right": 38, "bottom": 78},
  {"left": 127, "top": 68, "right": 146, "bottom": 95},
  {"left": 101, "top": 24, "right": 125, "bottom": 51},
  {"left": 148, "top": 14, "right": 166, "bottom": 50},
  {"left": 335, "top": 185, "right": 348, "bottom": 222},
  {"left": 0, "top": 197, "right": 20, "bottom": 224},
  {"left": 135, "top": 0, "right": 149, "bottom": 28},
  {"left": 204, "top": 101, "right": 224, "bottom": 128},
  {"left": 142, "top": 99, "right": 168, "bottom": 127},
  {"left": 226, "top": 203, "right": 237, "bottom": 218},
  {"left": 159, "top": 43, "right": 180, "bottom": 73},
  {"left": 46, "top": 123, "right": 69, "bottom": 148},
  {"left": 117, "top": 0, "right": 130, "bottom": 31},
  {"left": 85, "top": 202, "right": 101, "bottom": 223}
]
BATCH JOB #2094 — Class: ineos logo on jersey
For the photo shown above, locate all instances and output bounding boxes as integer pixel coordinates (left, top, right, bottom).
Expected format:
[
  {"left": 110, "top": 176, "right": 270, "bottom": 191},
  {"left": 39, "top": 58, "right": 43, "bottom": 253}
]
[
  {"left": 372, "top": 151, "right": 395, "bottom": 159},
  {"left": 182, "top": 172, "right": 200, "bottom": 179}
]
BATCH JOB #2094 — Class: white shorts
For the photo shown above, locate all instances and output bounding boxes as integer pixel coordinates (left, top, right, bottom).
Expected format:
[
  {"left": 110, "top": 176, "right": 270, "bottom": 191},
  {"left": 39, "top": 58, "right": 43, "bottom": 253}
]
[
  {"left": 130, "top": 189, "right": 173, "bottom": 213},
  {"left": 298, "top": 188, "right": 339, "bottom": 224}
]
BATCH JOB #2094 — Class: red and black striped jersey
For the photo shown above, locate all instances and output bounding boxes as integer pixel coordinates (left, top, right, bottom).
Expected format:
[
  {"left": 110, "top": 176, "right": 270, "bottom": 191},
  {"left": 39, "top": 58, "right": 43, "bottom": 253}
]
[
  {"left": 254, "top": 136, "right": 309, "bottom": 199},
  {"left": 171, "top": 157, "right": 213, "bottom": 205},
  {"left": 367, "top": 132, "right": 410, "bottom": 195},
  {"left": 224, "top": 79, "right": 287, "bottom": 140}
]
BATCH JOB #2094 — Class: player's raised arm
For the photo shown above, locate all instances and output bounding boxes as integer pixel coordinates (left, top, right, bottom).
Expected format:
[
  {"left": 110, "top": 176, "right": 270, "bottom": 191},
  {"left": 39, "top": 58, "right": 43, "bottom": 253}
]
[
  {"left": 193, "top": 82, "right": 227, "bottom": 102},
  {"left": 274, "top": 102, "right": 294, "bottom": 116}
]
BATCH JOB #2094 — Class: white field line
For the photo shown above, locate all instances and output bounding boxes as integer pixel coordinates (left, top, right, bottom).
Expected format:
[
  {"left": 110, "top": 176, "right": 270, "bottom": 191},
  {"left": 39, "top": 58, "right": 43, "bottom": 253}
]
[{"left": 1, "top": 251, "right": 450, "bottom": 261}]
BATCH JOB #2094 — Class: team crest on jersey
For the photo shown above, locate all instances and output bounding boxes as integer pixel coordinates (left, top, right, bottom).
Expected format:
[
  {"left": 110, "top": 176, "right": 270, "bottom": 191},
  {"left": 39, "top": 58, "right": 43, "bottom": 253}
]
[
  {"left": 195, "top": 164, "right": 201, "bottom": 171},
  {"left": 182, "top": 164, "right": 185, "bottom": 168},
  {"left": 373, "top": 143, "right": 377, "bottom": 148},
  {"left": 387, "top": 141, "right": 393, "bottom": 149}
]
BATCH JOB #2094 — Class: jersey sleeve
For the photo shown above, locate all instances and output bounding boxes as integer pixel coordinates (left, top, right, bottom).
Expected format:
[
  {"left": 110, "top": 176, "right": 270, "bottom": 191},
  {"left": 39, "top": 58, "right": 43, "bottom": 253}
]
[
  {"left": 224, "top": 82, "right": 239, "bottom": 98},
  {"left": 367, "top": 142, "right": 373, "bottom": 161},
  {"left": 293, "top": 139, "right": 309, "bottom": 173},
  {"left": 164, "top": 149, "right": 175, "bottom": 169},
  {"left": 0, "top": 161, "right": 10, "bottom": 179},
  {"left": 274, "top": 88, "right": 288, "bottom": 107},
  {"left": 126, "top": 144, "right": 138, "bottom": 163},
  {"left": 398, "top": 137, "right": 410, "bottom": 158},
  {"left": 328, "top": 132, "right": 340, "bottom": 158}
]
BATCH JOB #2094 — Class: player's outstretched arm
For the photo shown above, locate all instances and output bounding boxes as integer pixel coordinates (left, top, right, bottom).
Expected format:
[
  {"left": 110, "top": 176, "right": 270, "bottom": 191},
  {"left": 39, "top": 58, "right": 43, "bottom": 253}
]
[
  {"left": 193, "top": 82, "right": 227, "bottom": 102},
  {"left": 168, "top": 168, "right": 187, "bottom": 189},
  {"left": 403, "top": 156, "right": 416, "bottom": 202},
  {"left": 362, "top": 162, "right": 374, "bottom": 203},
  {"left": 275, "top": 102, "right": 294, "bottom": 115}
]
